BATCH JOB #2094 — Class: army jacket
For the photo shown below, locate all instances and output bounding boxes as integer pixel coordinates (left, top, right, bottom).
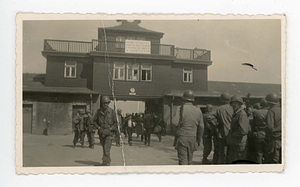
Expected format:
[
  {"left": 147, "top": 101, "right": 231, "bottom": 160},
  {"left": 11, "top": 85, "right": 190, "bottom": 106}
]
[
  {"left": 207, "top": 104, "right": 234, "bottom": 139},
  {"left": 143, "top": 114, "right": 154, "bottom": 129},
  {"left": 73, "top": 114, "right": 84, "bottom": 131},
  {"left": 172, "top": 103, "right": 204, "bottom": 140},
  {"left": 229, "top": 108, "right": 250, "bottom": 147},
  {"left": 252, "top": 107, "right": 269, "bottom": 139},
  {"left": 266, "top": 103, "right": 281, "bottom": 148},
  {"left": 93, "top": 107, "right": 117, "bottom": 132}
]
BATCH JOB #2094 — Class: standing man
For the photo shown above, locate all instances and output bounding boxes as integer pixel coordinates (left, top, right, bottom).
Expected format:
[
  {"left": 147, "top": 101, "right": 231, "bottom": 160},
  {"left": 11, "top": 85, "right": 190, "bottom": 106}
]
[
  {"left": 143, "top": 111, "right": 154, "bottom": 146},
  {"left": 227, "top": 96, "right": 250, "bottom": 163},
  {"left": 172, "top": 90, "right": 204, "bottom": 165},
  {"left": 153, "top": 114, "right": 164, "bottom": 142},
  {"left": 207, "top": 93, "right": 234, "bottom": 164},
  {"left": 252, "top": 98, "right": 269, "bottom": 164},
  {"left": 202, "top": 104, "right": 218, "bottom": 164},
  {"left": 93, "top": 96, "right": 117, "bottom": 166},
  {"left": 72, "top": 109, "right": 85, "bottom": 148},
  {"left": 265, "top": 93, "right": 282, "bottom": 164},
  {"left": 85, "top": 111, "right": 96, "bottom": 149},
  {"left": 116, "top": 109, "right": 123, "bottom": 147},
  {"left": 125, "top": 114, "right": 134, "bottom": 146}
]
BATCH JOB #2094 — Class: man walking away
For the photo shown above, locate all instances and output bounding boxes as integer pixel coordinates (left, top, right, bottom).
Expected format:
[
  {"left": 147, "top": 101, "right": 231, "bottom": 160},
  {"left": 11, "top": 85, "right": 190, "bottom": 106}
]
[
  {"left": 143, "top": 111, "right": 154, "bottom": 146},
  {"left": 85, "top": 111, "right": 96, "bottom": 149},
  {"left": 207, "top": 93, "right": 234, "bottom": 164},
  {"left": 93, "top": 96, "right": 118, "bottom": 166},
  {"left": 126, "top": 114, "right": 134, "bottom": 146},
  {"left": 252, "top": 99, "right": 269, "bottom": 164},
  {"left": 202, "top": 104, "right": 217, "bottom": 164},
  {"left": 172, "top": 90, "right": 204, "bottom": 165},
  {"left": 227, "top": 96, "right": 250, "bottom": 163},
  {"left": 72, "top": 109, "right": 85, "bottom": 148},
  {"left": 265, "top": 93, "right": 282, "bottom": 164}
]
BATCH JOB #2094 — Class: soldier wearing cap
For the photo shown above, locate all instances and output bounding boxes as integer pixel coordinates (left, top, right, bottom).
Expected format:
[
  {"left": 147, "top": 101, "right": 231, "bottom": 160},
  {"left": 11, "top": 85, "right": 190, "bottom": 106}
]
[
  {"left": 93, "top": 96, "right": 118, "bottom": 166},
  {"left": 227, "top": 95, "right": 250, "bottom": 163},
  {"left": 85, "top": 111, "right": 96, "bottom": 149},
  {"left": 265, "top": 93, "right": 282, "bottom": 164},
  {"left": 207, "top": 93, "right": 234, "bottom": 164},
  {"left": 202, "top": 104, "right": 217, "bottom": 164},
  {"left": 252, "top": 98, "right": 269, "bottom": 163},
  {"left": 172, "top": 90, "right": 204, "bottom": 165},
  {"left": 72, "top": 109, "right": 85, "bottom": 147}
]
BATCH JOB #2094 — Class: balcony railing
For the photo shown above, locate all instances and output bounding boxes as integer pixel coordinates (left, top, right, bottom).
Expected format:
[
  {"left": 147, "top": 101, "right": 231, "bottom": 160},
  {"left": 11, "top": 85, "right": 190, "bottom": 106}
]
[{"left": 44, "top": 39, "right": 210, "bottom": 60}]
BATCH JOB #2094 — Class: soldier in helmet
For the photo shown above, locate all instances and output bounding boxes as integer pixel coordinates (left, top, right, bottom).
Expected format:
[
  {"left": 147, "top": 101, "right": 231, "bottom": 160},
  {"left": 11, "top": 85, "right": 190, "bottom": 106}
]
[
  {"left": 93, "top": 96, "right": 118, "bottom": 166},
  {"left": 265, "top": 93, "right": 282, "bottom": 164},
  {"left": 207, "top": 93, "right": 234, "bottom": 164},
  {"left": 252, "top": 98, "right": 269, "bottom": 163},
  {"left": 84, "top": 111, "right": 96, "bottom": 149},
  {"left": 72, "top": 109, "right": 85, "bottom": 148},
  {"left": 172, "top": 90, "right": 204, "bottom": 165},
  {"left": 227, "top": 95, "right": 250, "bottom": 163}
]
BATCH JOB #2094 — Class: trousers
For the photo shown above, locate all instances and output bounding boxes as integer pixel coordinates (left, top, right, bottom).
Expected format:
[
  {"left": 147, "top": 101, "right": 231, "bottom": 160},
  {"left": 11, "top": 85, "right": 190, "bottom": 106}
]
[
  {"left": 254, "top": 138, "right": 266, "bottom": 164},
  {"left": 73, "top": 130, "right": 85, "bottom": 145},
  {"left": 99, "top": 135, "right": 112, "bottom": 165},
  {"left": 127, "top": 127, "right": 133, "bottom": 143},
  {"left": 144, "top": 128, "right": 152, "bottom": 145},
  {"left": 218, "top": 139, "right": 229, "bottom": 164},
  {"left": 176, "top": 136, "right": 197, "bottom": 165},
  {"left": 203, "top": 129, "right": 219, "bottom": 163},
  {"left": 228, "top": 144, "right": 247, "bottom": 164},
  {"left": 86, "top": 131, "right": 95, "bottom": 146}
]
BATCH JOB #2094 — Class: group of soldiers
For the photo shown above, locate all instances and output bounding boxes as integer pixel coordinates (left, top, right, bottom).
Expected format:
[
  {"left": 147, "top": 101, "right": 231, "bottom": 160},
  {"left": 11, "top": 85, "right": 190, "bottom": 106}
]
[
  {"left": 72, "top": 90, "right": 281, "bottom": 166},
  {"left": 72, "top": 96, "right": 166, "bottom": 166},
  {"left": 172, "top": 90, "right": 282, "bottom": 165}
]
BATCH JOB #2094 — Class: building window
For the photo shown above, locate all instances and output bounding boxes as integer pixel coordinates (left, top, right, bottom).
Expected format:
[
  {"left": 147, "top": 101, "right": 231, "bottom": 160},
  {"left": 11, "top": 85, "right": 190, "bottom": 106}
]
[
  {"left": 183, "top": 67, "right": 193, "bottom": 83},
  {"left": 64, "top": 61, "right": 77, "bottom": 78},
  {"left": 141, "top": 63, "right": 152, "bottom": 81},
  {"left": 113, "top": 62, "right": 125, "bottom": 80},
  {"left": 116, "top": 36, "right": 125, "bottom": 48},
  {"left": 127, "top": 62, "right": 139, "bottom": 81}
]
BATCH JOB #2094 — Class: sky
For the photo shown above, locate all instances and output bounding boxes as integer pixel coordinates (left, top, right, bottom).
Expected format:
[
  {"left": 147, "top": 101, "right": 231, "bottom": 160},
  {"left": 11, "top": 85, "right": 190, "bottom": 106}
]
[{"left": 23, "top": 19, "right": 282, "bottom": 84}]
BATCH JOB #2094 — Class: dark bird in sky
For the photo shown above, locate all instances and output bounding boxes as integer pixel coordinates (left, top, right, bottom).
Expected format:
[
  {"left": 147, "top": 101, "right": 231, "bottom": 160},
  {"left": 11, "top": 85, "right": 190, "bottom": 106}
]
[{"left": 242, "top": 63, "right": 257, "bottom": 71}]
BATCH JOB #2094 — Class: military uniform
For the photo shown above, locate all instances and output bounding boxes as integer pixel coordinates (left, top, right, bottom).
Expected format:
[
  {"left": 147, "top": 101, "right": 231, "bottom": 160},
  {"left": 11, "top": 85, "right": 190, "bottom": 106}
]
[
  {"left": 265, "top": 103, "right": 282, "bottom": 164},
  {"left": 207, "top": 103, "right": 234, "bottom": 164},
  {"left": 172, "top": 103, "right": 204, "bottom": 165},
  {"left": 143, "top": 113, "right": 154, "bottom": 146},
  {"left": 227, "top": 108, "right": 250, "bottom": 163},
  {"left": 85, "top": 113, "right": 96, "bottom": 148},
  {"left": 153, "top": 115, "right": 163, "bottom": 142},
  {"left": 93, "top": 106, "right": 117, "bottom": 166},
  {"left": 252, "top": 107, "right": 269, "bottom": 163},
  {"left": 72, "top": 113, "right": 85, "bottom": 147}
]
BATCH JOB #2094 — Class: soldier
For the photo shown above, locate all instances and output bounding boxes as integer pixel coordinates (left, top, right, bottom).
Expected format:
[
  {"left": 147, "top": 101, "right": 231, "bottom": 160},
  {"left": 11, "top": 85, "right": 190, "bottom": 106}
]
[
  {"left": 72, "top": 109, "right": 85, "bottom": 148},
  {"left": 153, "top": 114, "right": 164, "bottom": 142},
  {"left": 172, "top": 90, "right": 204, "bottom": 165},
  {"left": 207, "top": 93, "right": 234, "bottom": 164},
  {"left": 135, "top": 113, "right": 144, "bottom": 141},
  {"left": 115, "top": 109, "right": 123, "bottom": 147},
  {"left": 265, "top": 93, "right": 282, "bottom": 164},
  {"left": 143, "top": 111, "right": 154, "bottom": 146},
  {"left": 202, "top": 104, "right": 217, "bottom": 164},
  {"left": 85, "top": 111, "right": 96, "bottom": 149},
  {"left": 252, "top": 98, "right": 269, "bottom": 163},
  {"left": 227, "top": 96, "right": 250, "bottom": 163},
  {"left": 93, "top": 96, "right": 118, "bottom": 166}
]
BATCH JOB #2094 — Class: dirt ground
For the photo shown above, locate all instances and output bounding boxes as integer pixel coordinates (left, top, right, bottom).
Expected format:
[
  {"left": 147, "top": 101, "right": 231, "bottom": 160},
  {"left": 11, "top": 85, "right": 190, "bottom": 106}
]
[{"left": 23, "top": 133, "right": 212, "bottom": 167}]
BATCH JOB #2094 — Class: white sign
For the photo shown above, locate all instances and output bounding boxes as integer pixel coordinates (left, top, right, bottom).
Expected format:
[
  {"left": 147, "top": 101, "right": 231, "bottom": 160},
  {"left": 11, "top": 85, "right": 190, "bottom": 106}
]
[{"left": 125, "top": 40, "right": 151, "bottom": 54}]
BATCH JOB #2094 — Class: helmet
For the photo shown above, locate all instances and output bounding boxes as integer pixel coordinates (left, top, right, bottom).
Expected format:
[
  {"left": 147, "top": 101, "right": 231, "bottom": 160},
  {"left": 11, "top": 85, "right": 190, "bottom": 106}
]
[
  {"left": 220, "top": 93, "right": 231, "bottom": 102},
  {"left": 230, "top": 95, "right": 244, "bottom": 104},
  {"left": 253, "top": 103, "right": 261, "bottom": 110},
  {"left": 117, "top": 109, "right": 122, "bottom": 114},
  {"left": 206, "top": 104, "right": 214, "bottom": 113},
  {"left": 102, "top": 96, "right": 110, "bottom": 103},
  {"left": 265, "top": 93, "right": 279, "bottom": 104},
  {"left": 182, "top": 90, "right": 195, "bottom": 102},
  {"left": 260, "top": 98, "right": 269, "bottom": 108}
]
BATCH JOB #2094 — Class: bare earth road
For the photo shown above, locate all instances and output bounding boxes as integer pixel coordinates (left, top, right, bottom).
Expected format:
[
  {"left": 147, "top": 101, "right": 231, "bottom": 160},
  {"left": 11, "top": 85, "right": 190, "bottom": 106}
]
[{"left": 23, "top": 133, "right": 212, "bottom": 167}]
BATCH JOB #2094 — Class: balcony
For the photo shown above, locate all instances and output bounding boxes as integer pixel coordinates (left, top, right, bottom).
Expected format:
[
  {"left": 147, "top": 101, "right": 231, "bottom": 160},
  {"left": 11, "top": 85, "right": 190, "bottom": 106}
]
[{"left": 43, "top": 39, "right": 210, "bottom": 60}]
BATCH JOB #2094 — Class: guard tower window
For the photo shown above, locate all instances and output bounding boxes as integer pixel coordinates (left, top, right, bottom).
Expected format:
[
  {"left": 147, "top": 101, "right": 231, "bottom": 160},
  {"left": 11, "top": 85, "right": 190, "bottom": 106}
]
[
  {"left": 127, "top": 62, "right": 139, "bottom": 81},
  {"left": 183, "top": 67, "right": 193, "bottom": 83},
  {"left": 64, "top": 61, "right": 77, "bottom": 78},
  {"left": 141, "top": 63, "right": 152, "bottom": 81},
  {"left": 113, "top": 62, "right": 125, "bottom": 80},
  {"left": 116, "top": 36, "right": 125, "bottom": 48}
]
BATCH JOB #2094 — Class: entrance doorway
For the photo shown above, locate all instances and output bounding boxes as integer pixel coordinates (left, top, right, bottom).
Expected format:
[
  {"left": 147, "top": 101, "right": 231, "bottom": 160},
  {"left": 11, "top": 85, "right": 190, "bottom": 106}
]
[{"left": 23, "top": 104, "right": 33, "bottom": 134}]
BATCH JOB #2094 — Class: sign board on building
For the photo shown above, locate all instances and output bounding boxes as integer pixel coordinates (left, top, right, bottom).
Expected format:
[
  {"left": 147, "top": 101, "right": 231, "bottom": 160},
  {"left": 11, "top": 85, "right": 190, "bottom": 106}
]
[{"left": 125, "top": 40, "right": 151, "bottom": 54}]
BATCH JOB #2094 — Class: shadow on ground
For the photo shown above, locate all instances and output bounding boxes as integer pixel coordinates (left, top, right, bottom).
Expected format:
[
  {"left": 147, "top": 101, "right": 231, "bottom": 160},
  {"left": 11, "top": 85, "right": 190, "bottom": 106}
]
[{"left": 74, "top": 160, "right": 102, "bottom": 166}]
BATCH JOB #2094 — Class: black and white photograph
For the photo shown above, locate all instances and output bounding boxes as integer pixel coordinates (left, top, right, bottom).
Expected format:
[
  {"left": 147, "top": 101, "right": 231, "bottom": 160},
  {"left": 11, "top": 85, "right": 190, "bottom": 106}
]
[{"left": 16, "top": 14, "right": 285, "bottom": 173}]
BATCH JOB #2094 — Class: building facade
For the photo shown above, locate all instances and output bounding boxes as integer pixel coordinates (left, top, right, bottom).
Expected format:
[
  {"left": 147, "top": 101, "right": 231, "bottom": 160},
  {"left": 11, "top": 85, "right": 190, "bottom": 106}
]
[{"left": 23, "top": 20, "right": 281, "bottom": 135}]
